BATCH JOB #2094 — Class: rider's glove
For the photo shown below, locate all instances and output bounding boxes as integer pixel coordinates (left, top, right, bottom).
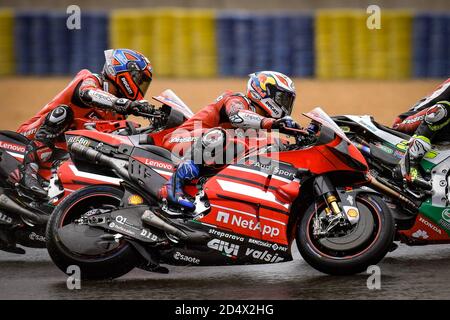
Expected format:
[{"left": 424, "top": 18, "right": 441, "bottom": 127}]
[
  {"left": 113, "top": 99, "right": 154, "bottom": 116},
  {"left": 129, "top": 100, "right": 155, "bottom": 116},
  {"left": 272, "top": 116, "right": 301, "bottom": 133}
]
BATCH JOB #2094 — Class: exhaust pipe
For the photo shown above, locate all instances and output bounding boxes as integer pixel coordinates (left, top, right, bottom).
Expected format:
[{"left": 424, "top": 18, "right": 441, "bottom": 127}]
[
  {"left": 0, "top": 192, "right": 48, "bottom": 225},
  {"left": 69, "top": 142, "right": 130, "bottom": 179},
  {"left": 141, "top": 210, "right": 211, "bottom": 244},
  {"left": 367, "top": 175, "right": 418, "bottom": 211},
  {"left": 141, "top": 210, "right": 188, "bottom": 240}
]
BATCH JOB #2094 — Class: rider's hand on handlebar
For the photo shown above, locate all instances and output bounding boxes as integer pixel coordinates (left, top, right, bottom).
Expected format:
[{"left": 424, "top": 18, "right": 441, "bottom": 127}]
[
  {"left": 129, "top": 100, "right": 155, "bottom": 116},
  {"left": 272, "top": 116, "right": 301, "bottom": 133},
  {"left": 113, "top": 98, "right": 155, "bottom": 116}
]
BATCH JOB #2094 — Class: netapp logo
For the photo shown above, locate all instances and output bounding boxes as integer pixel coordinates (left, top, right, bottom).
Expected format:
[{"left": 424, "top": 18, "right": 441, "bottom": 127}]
[{"left": 216, "top": 211, "right": 280, "bottom": 238}]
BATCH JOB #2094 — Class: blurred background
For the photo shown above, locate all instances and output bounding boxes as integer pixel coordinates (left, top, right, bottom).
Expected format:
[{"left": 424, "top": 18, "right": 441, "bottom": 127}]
[{"left": 0, "top": 0, "right": 449, "bottom": 129}]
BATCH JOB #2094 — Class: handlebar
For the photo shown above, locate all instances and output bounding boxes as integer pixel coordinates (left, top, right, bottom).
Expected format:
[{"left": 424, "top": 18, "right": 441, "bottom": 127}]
[{"left": 279, "top": 125, "right": 310, "bottom": 136}]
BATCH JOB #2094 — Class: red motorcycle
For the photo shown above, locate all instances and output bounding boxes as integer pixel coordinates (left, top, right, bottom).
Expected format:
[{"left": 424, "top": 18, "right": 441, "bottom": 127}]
[
  {"left": 0, "top": 90, "right": 191, "bottom": 254},
  {"left": 46, "top": 108, "right": 395, "bottom": 277}
]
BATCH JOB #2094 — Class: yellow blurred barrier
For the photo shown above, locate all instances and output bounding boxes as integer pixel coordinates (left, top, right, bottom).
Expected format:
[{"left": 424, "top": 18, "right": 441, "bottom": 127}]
[
  {"left": 315, "top": 11, "right": 333, "bottom": 79},
  {"left": 172, "top": 9, "right": 193, "bottom": 77},
  {"left": 110, "top": 8, "right": 218, "bottom": 78},
  {"left": 152, "top": 9, "right": 175, "bottom": 76},
  {"left": 132, "top": 10, "right": 155, "bottom": 60},
  {"left": 315, "top": 9, "right": 412, "bottom": 79},
  {"left": 190, "top": 10, "right": 217, "bottom": 77},
  {"left": 385, "top": 11, "right": 412, "bottom": 79},
  {"left": 110, "top": 10, "right": 138, "bottom": 50},
  {"left": 0, "top": 9, "right": 15, "bottom": 76}
]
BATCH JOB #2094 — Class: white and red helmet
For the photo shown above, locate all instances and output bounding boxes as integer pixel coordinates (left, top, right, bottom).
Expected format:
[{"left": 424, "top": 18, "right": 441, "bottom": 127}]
[{"left": 246, "top": 71, "right": 296, "bottom": 119}]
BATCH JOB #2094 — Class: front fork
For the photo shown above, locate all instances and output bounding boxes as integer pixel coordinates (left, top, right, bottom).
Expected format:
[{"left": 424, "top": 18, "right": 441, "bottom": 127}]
[
  {"left": 314, "top": 175, "right": 343, "bottom": 215},
  {"left": 312, "top": 176, "right": 357, "bottom": 237}
]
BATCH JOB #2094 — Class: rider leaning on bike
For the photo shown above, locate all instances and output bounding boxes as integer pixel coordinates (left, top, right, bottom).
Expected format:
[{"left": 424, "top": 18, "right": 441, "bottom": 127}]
[
  {"left": 150, "top": 71, "right": 300, "bottom": 214},
  {"left": 12, "top": 48, "right": 154, "bottom": 198},
  {"left": 393, "top": 78, "right": 450, "bottom": 189}
]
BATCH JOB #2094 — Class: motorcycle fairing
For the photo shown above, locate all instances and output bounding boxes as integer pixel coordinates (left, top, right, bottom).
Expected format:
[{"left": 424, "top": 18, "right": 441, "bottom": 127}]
[{"left": 199, "top": 162, "right": 293, "bottom": 246}]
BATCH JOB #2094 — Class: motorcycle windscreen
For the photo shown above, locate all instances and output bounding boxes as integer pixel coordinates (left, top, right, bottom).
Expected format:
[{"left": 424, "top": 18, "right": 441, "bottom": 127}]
[
  {"left": 152, "top": 89, "right": 194, "bottom": 119},
  {"left": 303, "top": 107, "right": 352, "bottom": 144}
]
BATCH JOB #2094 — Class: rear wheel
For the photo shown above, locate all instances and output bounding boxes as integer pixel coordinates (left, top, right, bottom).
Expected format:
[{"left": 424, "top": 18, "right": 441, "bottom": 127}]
[
  {"left": 296, "top": 193, "right": 394, "bottom": 275},
  {"left": 46, "top": 185, "right": 139, "bottom": 280}
]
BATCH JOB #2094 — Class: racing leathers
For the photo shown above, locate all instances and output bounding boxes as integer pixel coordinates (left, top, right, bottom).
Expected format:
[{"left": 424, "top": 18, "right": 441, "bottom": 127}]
[
  {"left": 158, "top": 91, "right": 298, "bottom": 211},
  {"left": 393, "top": 78, "right": 450, "bottom": 189},
  {"left": 15, "top": 69, "right": 148, "bottom": 197}
]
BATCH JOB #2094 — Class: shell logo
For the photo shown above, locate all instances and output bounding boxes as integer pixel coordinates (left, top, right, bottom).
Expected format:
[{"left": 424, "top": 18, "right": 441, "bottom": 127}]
[{"left": 128, "top": 194, "right": 144, "bottom": 205}]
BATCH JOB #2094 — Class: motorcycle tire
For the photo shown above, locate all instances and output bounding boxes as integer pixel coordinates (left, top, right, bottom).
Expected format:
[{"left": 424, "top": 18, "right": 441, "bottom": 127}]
[
  {"left": 296, "top": 193, "right": 395, "bottom": 275},
  {"left": 46, "top": 185, "right": 140, "bottom": 280}
]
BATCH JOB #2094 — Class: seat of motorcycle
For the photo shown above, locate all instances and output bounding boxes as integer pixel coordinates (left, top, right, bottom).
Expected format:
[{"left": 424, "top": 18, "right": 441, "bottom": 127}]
[
  {"left": 128, "top": 135, "right": 180, "bottom": 162},
  {"left": 0, "top": 130, "right": 29, "bottom": 145},
  {"left": 371, "top": 120, "right": 411, "bottom": 141}
]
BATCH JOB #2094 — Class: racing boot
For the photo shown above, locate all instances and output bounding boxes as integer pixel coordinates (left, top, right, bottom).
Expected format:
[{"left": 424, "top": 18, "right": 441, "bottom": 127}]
[
  {"left": 159, "top": 159, "right": 200, "bottom": 211},
  {"left": 395, "top": 134, "right": 432, "bottom": 191},
  {"left": 19, "top": 163, "right": 48, "bottom": 198}
]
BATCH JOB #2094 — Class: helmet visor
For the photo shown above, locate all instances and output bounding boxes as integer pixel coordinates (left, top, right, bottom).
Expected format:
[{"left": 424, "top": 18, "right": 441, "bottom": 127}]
[
  {"left": 138, "top": 75, "right": 151, "bottom": 97},
  {"left": 131, "top": 70, "right": 152, "bottom": 98},
  {"left": 274, "top": 91, "right": 295, "bottom": 116}
]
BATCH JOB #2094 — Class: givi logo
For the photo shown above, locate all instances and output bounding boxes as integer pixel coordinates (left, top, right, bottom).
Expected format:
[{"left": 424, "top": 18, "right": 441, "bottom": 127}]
[
  {"left": 216, "top": 211, "right": 280, "bottom": 238},
  {"left": 207, "top": 239, "right": 239, "bottom": 258}
]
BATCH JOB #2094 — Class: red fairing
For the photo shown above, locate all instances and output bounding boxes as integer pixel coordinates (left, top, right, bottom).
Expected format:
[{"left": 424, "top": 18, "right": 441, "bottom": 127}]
[
  {"left": 274, "top": 137, "right": 367, "bottom": 175},
  {"left": 56, "top": 160, "right": 120, "bottom": 200},
  {"left": 398, "top": 214, "right": 450, "bottom": 243},
  {"left": 199, "top": 164, "right": 292, "bottom": 245}
]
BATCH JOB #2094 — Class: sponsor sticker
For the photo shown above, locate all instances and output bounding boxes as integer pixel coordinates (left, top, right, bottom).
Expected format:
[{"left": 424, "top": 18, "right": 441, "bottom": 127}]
[
  {"left": 144, "top": 159, "right": 174, "bottom": 170},
  {"left": 173, "top": 251, "right": 201, "bottom": 265},
  {"left": 216, "top": 211, "right": 280, "bottom": 238},
  {"left": 0, "top": 141, "right": 26, "bottom": 153},
  {"left": 245, "top": 248, "right": 284, "bottom": 263},
  {"left": 0, "top": 212, "right": 12, "bottom": 224},
  {"left": 209, "top": 229, "right": 245, "bottom": 242},
  {"left": 247, "top": 238, "right": 288, "bottom": 252},
  {"left": 207, "top": 239, "right": 240, "bottom": 258}
]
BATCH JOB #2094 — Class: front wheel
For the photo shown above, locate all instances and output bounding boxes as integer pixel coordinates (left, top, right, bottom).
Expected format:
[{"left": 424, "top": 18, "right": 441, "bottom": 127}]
[
  {"left": 46, "top": 185, "right": 140, "bottom": 280},
  {"left": 296, "top": 193, "right": 395, "bottom": 275}
]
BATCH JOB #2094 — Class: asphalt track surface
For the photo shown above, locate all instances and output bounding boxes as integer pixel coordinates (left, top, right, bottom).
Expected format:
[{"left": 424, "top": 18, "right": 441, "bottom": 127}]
[{"left": 1, "top": 244, "right": 449, "bottom": 300}]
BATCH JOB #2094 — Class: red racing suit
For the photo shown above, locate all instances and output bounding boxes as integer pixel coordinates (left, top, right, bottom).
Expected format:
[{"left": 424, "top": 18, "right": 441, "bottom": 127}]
[
  {"left": 17, "top": 69, "right": 125, "bottom": 164},
  {"left": 162, "top": 90, "right": 276, "bottom": 157},
  {"left": 18, "top": 69, "right": 124, "bottom": 139}
]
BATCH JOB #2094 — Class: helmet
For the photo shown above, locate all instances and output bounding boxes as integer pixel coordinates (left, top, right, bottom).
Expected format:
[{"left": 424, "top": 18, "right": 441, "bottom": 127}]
[
  {"left": 246, "top": 71, "right": 296, "bottom": 119},
  {"left": 102, "top": 48, "right": 153, "bottom": 100}
]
